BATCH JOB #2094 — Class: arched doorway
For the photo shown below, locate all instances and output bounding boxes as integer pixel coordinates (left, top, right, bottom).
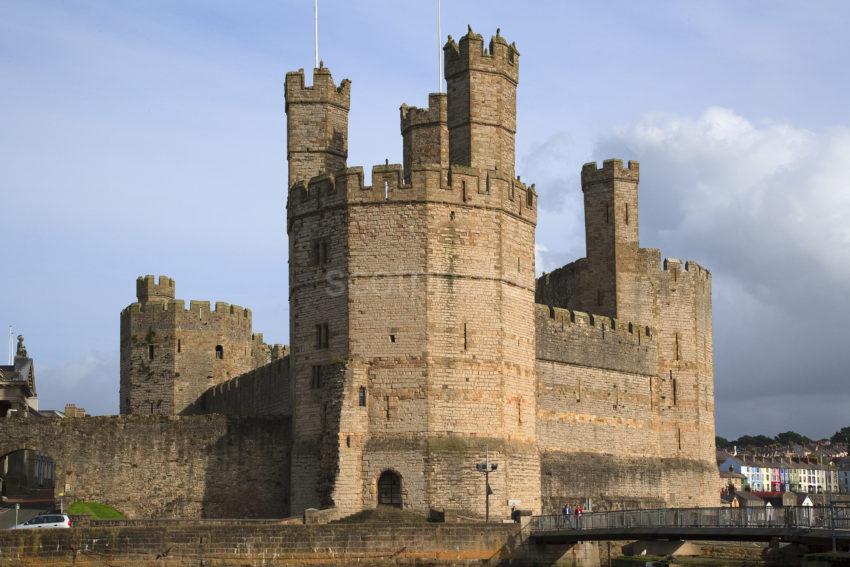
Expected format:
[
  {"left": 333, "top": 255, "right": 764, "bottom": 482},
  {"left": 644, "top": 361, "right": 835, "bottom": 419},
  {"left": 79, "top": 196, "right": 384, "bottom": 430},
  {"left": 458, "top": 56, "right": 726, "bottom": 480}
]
[{"left": 377, "top": 470, "right": 402, "bottom": 507}]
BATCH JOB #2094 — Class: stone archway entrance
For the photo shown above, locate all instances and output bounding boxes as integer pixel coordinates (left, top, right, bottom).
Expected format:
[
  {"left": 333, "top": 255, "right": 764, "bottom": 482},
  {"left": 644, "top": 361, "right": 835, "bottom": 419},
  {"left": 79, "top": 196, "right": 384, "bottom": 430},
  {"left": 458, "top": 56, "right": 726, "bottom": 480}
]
[{"left": 377, "top": 470, "right": 402, "bottom": 507}]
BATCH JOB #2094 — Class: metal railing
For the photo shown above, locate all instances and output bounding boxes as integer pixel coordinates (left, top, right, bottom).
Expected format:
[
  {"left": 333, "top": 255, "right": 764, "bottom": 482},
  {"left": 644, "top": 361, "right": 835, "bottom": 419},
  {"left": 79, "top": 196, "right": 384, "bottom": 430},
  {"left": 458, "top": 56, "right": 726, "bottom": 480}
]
[{"left": 531, "top": 506, "right": 850, "bottom": 533}]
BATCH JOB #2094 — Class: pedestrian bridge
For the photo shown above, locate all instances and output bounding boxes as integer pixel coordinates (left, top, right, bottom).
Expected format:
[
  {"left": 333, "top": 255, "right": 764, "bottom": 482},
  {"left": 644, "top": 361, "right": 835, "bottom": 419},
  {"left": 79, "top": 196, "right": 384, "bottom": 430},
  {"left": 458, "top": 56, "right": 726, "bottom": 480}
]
[{"left": 530, "top": 507, "right": 850, "bottom": 546}]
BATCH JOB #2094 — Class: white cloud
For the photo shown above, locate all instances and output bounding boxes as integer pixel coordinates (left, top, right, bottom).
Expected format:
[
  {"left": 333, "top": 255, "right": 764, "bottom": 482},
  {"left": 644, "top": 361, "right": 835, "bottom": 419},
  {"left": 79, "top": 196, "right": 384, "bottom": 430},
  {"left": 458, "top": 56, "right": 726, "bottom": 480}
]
[
  {"left": 535, "top": 107, "right": 850, "bottom": 438},
  {"left": 37, "top": 351, "right": 119, "bottom": 416}
]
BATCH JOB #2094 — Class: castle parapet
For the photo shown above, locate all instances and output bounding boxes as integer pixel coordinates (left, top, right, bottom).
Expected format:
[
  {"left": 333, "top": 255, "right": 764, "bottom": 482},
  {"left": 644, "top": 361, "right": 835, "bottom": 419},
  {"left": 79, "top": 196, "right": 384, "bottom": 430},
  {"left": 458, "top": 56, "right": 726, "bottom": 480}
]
[
  {"left": 284, "top": 66, "right": 350, "bottom": 110},
  {"left": 536, "top": 304, "right": 657, "bottom": 376},
  {"left": 287, "top": 163, "right": 537, "bottom": 225},
  {"left": 662, "top": 258, "right": 712, "bottom": 281},
  {"left": 136, "top": 275, "right": 175, "bottom": 303},
  {"left": 581, "top": 159, "right": 640, "bottom": 188},
  {"left": 444, "top": 27, "right": 519, "bottom": 83}
]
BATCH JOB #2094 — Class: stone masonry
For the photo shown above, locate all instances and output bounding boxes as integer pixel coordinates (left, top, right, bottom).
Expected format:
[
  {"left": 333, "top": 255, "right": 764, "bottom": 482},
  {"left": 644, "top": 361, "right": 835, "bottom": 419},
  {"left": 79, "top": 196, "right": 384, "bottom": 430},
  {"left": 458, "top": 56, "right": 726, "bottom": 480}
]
[
  {"left": 0, "top": 414, "right": 290, "bottom": 518},
  {"left": 119, "top": 276, "right": 281, "bottom": 415},
  {"left": 286, "top": 27, "right": 540, "bottom": 519}
]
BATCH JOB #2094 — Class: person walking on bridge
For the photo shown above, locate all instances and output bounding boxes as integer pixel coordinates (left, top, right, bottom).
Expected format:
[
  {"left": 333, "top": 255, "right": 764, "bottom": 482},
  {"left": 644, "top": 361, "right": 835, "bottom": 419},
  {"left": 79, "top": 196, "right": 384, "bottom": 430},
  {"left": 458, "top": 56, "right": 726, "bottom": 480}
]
[{"left": 562, "top": 503, "right": 572, "bottom": 527}]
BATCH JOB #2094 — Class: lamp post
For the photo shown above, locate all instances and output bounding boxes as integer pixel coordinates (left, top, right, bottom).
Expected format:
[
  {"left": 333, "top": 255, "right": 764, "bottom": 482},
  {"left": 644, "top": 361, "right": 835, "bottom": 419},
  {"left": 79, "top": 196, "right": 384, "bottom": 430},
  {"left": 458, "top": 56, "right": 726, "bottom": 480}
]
[
  {"left": 476, "top": 446, "right": 498, "bottom": 522},
  {"left": 828, "top": 462, "right": 836, "bottom": 553}
]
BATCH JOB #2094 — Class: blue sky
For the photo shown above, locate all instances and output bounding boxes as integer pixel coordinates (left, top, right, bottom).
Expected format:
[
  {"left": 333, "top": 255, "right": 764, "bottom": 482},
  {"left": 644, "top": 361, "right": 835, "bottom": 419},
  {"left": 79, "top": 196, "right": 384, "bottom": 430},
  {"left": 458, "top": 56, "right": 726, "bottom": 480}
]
[{"left": 2, "top": 1, "right": 849, "bottom": 438}]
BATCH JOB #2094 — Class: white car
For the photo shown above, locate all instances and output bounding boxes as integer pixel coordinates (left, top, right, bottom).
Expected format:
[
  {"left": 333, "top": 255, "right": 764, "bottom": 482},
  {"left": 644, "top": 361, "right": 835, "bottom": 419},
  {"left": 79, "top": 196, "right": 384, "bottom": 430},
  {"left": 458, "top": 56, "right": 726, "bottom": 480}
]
[{"left": 11, "top": 514, "right": 71, "bottom": 529}]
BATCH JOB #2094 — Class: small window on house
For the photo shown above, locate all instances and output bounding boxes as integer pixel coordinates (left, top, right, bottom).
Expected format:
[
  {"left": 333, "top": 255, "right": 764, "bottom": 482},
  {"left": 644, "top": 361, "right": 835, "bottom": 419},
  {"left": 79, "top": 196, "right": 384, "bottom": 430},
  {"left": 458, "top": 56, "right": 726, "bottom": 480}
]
[
  {"left": 311, "top": 365, "right": 323, "bottom": 389},
  {"left": 215, "top": 345, "right": 224, "bottom": 359},
  {"left": 148, "top": 345, "right": 155, "bottom": 360},
  {"left": 359, "top": 386, "right": 367, "bottom": 407}
]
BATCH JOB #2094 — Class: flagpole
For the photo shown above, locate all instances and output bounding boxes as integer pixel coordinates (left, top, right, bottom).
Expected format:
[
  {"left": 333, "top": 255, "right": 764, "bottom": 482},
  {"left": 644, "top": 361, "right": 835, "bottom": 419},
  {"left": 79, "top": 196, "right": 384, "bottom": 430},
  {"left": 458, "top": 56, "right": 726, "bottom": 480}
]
[
  {"left": 314, "top": 0, "right": 319, "bottom": 69},
  {"left": 437, "top": 0, "right": 442, "bottom": 93}
]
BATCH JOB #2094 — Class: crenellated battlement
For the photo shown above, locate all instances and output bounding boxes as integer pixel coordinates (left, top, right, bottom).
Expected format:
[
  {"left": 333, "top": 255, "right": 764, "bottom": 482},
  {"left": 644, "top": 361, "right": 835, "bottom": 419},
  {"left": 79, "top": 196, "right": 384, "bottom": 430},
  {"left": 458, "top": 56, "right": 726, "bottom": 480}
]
[
  {"left": 535, "top": 304, "right": 657, "bottom": 376},
  {"left": 121, "top": 298, "right": 253, "bottom": 324},
  {"left": 136, "top": 274, "right": 175, "bottom": 303},
  {"left": 287, "top": 163, "right": 537, "bottom": 224},
  {"left": 400, "top": 93, "right": 447, "bottom": 133},
  {"left": 661, "top": 258, "right": 712, "bottom": 281},
  {"left": 581, "top": 159, "right": 640, "bottom": 188},
  {"left": 538, "top": 304, "right": 654, "bottom": 345},
  {"left": 284, "top": 66, "right": 350, "bottom": 111},
  {"left": 444, "top": 26, "right": 519, "bottom": 83}
]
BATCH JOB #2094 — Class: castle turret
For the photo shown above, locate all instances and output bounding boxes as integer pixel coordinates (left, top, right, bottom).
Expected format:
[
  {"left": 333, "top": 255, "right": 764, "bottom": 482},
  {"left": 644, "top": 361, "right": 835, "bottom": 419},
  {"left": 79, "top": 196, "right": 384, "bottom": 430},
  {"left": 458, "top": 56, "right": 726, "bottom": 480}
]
[
  {"left": 580, "top": 159, "right": 640, "bottom": 319},
  {"left": 444, "top": 27, "right": 519, "bottom": 177},
  {"left": 400, "top": 93, "right": 448, "bottom": 182},
  {"left": 136, "top": 275, "right": 175, "bottom": 303},
  {"left": 284, "top": 65, "right": 351, "bottom": 187}
]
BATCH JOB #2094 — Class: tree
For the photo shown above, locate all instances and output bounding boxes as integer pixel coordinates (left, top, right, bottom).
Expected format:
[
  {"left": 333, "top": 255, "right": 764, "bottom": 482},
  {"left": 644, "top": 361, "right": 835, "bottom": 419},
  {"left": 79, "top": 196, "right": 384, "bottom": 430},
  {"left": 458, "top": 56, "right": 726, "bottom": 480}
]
[
  {"left": 831, "top": 426, "right": 850, "bottom": 445},
  {"left": 775, "top": 431, "right": 810, "bottom": 446},
  {"left": 715, "top": 436, "right": 731, "bottom": 449},
  {"left": 735, "top": 434, "right": 774, "bottom": 448}
]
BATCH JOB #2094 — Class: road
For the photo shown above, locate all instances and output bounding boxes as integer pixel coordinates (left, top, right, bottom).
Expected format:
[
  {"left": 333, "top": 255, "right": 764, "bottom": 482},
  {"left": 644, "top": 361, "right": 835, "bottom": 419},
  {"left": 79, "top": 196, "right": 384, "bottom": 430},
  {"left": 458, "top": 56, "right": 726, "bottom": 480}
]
[{"left": 0, "top": 502, "right": 51, "bottom": 529}]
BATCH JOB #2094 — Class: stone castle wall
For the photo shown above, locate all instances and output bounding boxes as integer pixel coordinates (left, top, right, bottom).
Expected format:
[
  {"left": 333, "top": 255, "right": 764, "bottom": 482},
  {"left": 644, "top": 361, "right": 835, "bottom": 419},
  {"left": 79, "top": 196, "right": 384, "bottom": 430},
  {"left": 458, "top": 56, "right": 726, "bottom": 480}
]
[
  {"left": 120, "top": 276, "right": 274, "bottom": 415},
  {"left": 286, "top": 158, "right": 540, "bottom": 518},
  {"left": 535, "top": 305, "right": 716, "bottom": 510},
  {"left": 183, "top": 355, "right": 291, "bottom": 416},
  {"left": 535, "top": 159, "right": 717, "bottom": 510},
  {"left": 0, "top": 415, "right": 290, "bottom": 518}
]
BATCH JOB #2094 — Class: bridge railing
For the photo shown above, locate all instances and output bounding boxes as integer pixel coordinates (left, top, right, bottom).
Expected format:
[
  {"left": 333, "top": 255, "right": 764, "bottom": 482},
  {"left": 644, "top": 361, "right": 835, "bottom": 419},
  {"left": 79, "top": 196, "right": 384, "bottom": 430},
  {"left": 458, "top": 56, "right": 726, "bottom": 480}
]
[{"left": 531, "top": 506, "right": 850, "bottom": 533}]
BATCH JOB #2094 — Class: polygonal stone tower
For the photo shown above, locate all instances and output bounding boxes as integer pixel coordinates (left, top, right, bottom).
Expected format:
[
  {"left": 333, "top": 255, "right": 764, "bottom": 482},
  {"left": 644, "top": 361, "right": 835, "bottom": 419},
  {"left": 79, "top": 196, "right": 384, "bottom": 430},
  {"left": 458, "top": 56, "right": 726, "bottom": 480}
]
[
  {"left": 285, "top": 27, "right": 540, "bottom": 518},
  {"left": 120, "top": 275, "right": 271, "bottom": 415}
]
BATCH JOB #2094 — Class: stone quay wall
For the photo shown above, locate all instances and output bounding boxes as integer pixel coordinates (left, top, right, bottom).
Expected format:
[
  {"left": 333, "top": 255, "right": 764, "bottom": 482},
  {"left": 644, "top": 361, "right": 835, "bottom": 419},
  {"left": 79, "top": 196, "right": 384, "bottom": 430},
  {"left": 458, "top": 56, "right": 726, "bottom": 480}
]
[{"left": 0, "top": 523, "right": 518, "bottom": 566}]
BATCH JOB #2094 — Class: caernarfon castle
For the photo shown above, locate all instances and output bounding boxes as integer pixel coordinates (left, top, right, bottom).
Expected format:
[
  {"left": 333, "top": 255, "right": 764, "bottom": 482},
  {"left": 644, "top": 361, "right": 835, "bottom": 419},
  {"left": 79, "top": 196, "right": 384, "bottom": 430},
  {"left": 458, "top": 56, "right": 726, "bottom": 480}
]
[{"left": 116, "top": 27, "right": 717, "bottom": 519}]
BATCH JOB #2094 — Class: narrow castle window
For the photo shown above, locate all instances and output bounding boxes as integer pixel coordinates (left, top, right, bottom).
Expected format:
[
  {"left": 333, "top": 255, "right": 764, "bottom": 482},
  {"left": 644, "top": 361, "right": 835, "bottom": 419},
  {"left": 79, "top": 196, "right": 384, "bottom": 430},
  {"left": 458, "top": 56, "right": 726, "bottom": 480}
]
[
  {"left": 177, "top": 339, "right": 181, "bottom": 353},
  {"left": 316, "top": 323, "right": 329, "bottom": 349},
  {"left": 359, "top": 386, "right": 366, "bottom": 407},
  {"left": 625, "top": 203, "right": 630, "bottom": 225},
  {"left": 384, "top": 180, "right": 389, "bottom": 200},
  {"left": 311, "top": 365, "right": 323, "bottom": 389},
  {"left": 319, "top": 240, "right": 328, "bottom": 265},
  {"left": 148, "top": 345, "right": 154, "bottom": 360},
  {"left": 674, "top": 333, "right": 680, "bottom": 361},
  {"left": 597, "top": 289, "right": 604, "bottom": 306},
  {"left": 463, "top": 322, "right": 468, "bottom": 351},
  {"left": 215, "top": 345, "right": 224, "bottom": 359},
  {"left": 389, "top": 334, "right": 396, "bottom": 343},
  {"left": 450, "top": 210, "right": 456, "bottom": 221},
  {"left": 672, "top": 375, "right": 678, "bottom": 406}
]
